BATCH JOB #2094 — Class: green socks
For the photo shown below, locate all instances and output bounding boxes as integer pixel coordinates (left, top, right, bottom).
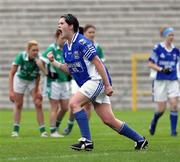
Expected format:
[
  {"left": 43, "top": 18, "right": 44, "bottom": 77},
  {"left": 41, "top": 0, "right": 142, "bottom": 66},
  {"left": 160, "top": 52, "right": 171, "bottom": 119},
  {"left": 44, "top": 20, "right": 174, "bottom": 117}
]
[
  {"left": 13, "top": 124, "right": 20, "bottom": 133},
  {"left": 39, "top": 125, "right": 46, "bottom": 133}
]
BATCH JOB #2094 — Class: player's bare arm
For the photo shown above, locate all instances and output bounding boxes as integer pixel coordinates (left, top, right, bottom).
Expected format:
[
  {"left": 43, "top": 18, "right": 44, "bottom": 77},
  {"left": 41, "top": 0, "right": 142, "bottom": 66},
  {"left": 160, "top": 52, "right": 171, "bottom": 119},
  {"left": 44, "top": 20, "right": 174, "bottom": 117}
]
[
  {"left": 148, "top": 61, "right": 162, "bottom": 71},
  {"left": 9, "top": 65, "right": 18, "bottom": 102},
  {"left": 35, "top": 59, "right": 48, "bottom": 75},
  {"left": 34, "top": 75, "right": 42, "bottom": 100},
  {"left": 91, "top": 56, "right": 113, "bottom": 96},
  {"left": 47, "top": 52, "right": 70, "bottom": 74}
]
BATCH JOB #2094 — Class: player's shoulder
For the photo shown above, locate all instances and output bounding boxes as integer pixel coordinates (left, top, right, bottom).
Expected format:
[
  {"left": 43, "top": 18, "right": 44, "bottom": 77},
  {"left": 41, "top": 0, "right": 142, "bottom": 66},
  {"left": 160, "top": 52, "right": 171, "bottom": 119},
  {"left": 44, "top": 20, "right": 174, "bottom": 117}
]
[
  {"left": 43, "top": 43, "right": 56, "bottom": 57},
  {"left": 173, "top": 46, "right": 180, "bottom": 54},
  {"left": 176, "top": 47, "right": 180, "bottom": 52},
  {"left": 16, "top": 51, "right": 26, "bottom": 59},
  {"left": 17, "top": 51, "right": 25, "bottom": 55},
  {"left": 171, "top": 44, "right": 179, "bottom": 52},
  {"left": 152, "top": 43, "right": 164, "bottom": 54},
  {"left": 153, "top": 43, "right": 161, "bottom": 50},
  {"left": 77, "top": 34, "right": 91, "bottom": 46},
  {"left": 48, "top": 43, "right": 56, "bottom": 50},
  {"left": 79, "top": 38, "right": 87, "bottom": 45},
  {"left": 94, "top": 42, "right": 99, "bottom": 47},
  {"left": 13, "top": 51, "right": 26, "bottom": 65}
]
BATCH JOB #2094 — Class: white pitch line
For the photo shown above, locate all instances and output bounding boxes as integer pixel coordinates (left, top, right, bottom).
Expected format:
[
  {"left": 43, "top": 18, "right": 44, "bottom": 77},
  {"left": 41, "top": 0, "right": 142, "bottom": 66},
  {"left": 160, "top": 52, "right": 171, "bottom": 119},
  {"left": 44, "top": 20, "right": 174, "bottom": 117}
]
[{"left": 2, "top": 152, "right": 114, "bottom": 161}]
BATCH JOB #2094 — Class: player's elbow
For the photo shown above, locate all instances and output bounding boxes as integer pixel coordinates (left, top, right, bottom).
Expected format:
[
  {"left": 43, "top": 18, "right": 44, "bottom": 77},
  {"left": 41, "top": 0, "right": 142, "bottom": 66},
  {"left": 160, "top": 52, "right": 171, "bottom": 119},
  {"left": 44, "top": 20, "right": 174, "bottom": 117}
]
[{"left": 148, "top": 61, "right": 154, "bottom": 68}]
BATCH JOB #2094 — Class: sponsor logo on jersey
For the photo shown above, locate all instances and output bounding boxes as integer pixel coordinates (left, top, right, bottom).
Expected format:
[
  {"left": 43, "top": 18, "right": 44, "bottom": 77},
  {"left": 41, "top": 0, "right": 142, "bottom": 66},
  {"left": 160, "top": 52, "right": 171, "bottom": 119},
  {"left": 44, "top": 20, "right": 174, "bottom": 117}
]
[
  {"left": 160, "top": 53, "right": 165, "bottom": 58},
  {"left": 74, "top": 51, "right": 80, "bottom": 59}
]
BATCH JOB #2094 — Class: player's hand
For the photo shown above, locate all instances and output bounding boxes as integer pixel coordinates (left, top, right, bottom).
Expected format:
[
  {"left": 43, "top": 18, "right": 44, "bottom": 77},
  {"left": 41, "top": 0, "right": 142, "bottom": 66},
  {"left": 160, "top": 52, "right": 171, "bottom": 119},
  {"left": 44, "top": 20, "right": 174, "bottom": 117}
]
[
  {"left": 161, "top": 68, "right": 172, "bottom": 75},
  {"left": 47, "top": 52, "right": 54, "bottom": 62},
  {"left": 9, "top": 91, "right": 15, "bottom": 102},
  {"left": 105, "top": 85, "right": 113, "bottom": 96}
]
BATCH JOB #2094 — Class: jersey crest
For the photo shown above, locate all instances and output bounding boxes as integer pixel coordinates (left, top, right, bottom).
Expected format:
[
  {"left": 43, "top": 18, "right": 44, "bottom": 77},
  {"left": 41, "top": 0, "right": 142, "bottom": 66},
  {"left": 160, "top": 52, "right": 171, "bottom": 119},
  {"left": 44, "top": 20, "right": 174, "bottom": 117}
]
[{"left": 79, "top": 39, "right": 87, "bottom": 45}]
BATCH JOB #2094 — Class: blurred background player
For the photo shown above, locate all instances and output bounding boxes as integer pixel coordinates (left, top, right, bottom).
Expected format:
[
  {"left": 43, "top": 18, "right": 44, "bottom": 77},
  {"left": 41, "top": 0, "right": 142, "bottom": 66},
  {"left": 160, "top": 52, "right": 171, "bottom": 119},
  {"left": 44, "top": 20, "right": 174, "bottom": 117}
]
[
  {"left": 40, "top": 29, "right": 71, "bottom": 137},
  {"left": 148, "top": 27, "right": 180, "bottom": 136},
  {"left": 9, "top": 40, "right": 48, "bottom": 137},
  {"left": 63, "top": 24, "right": 106, "bottom": 135},
  {"left": 84, "top": 24, "right": 105, "bottom": 62},
  {"left": 48, "top": 14, "right": 148, "bottom": 151}
]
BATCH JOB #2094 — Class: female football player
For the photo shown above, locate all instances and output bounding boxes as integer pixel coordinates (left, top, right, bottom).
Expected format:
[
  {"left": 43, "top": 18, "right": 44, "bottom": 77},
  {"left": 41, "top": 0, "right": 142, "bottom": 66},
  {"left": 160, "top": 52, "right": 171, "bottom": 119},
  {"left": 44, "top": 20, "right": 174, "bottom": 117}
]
[
  {"left": 48, "top": 14, "right": 148, "bottom": 151},
  {"left": 40, "top": 29, "right": 71, "bottom": 137},
  {"left": 148, "top": 27, "right": 180, "bottom": 136},
  {"left": 9, "top": 40, "right": 47, "bottom": 137},
  {"left": 63, "top": 24, "right": 106, "bottom": 135}
]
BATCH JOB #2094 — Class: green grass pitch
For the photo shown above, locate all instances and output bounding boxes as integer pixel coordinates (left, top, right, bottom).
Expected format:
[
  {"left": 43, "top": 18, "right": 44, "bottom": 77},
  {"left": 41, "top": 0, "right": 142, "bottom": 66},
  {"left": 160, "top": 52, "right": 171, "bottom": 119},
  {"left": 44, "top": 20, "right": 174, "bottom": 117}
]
[{"left": 0, "top": 109, "right": 180, "bottom": 162}]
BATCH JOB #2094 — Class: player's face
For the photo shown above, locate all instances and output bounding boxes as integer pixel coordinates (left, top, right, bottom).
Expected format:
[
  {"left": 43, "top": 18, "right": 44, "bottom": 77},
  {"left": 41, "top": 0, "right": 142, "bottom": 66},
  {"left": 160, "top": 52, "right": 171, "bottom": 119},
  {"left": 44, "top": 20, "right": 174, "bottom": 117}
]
[
  {"left": 84, "top": 27, "right": 96, "bottom": 42},
  {"left": 166, "top": 32, "right": 174, "bottom": 44},
  {"left": 58, "top": 18, "right": 71, "bottom": 39},
  {"left": 28, "top": 45, "right": 39, "bottom": 60}
]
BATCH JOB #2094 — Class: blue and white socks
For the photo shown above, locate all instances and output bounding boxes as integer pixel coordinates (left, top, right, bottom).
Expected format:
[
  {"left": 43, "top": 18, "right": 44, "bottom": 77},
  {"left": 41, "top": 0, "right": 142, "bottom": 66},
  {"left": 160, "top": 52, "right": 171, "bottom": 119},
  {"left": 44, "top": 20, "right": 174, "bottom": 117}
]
[
  {"left": 170, "top": 111, "right": 178, "bottom": 136},
  {"left": 118, "top": 123, "right": 144, "bottom": 142},
  {"left": 74, "top": 109, "right": 91, "bottom": 140}
]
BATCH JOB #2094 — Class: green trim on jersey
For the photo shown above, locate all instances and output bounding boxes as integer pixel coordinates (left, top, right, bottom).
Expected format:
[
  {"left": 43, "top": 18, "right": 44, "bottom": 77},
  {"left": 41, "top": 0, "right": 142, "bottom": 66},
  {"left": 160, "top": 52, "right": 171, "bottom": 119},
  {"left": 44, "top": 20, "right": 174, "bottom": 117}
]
[
  {"left": 12, "top": 51, "right": 40, "bottom": 81},
  {"left": 42, "top": 43, "right": 70, "bottom": 83}
]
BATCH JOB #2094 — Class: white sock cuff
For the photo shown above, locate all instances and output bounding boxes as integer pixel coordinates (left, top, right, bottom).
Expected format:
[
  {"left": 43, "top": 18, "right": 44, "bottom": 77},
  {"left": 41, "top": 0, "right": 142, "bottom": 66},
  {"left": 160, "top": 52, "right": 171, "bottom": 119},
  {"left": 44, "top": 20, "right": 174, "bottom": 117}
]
[
  {"left": 39, "top": 125, "right": 45, "bottom": 128},
  {"left": 13, "top": 123, "right": 20, "bottom": 127}
]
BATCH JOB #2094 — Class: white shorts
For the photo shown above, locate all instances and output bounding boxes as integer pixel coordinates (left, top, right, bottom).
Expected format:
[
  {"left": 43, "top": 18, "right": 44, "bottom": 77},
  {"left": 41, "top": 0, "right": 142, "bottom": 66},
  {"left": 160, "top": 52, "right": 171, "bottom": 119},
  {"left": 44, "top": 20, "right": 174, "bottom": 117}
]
[
  {"left": 79, "top": 79, "right": 111, "bottom": 104},
  {"left": 153, "top": 80, "right": 180, "bottom": 102},
  {"left": 13, "top": 74, "right": 36, "bottom": 94},
  {"left": 71, "top": 79, "right": 79, "bottom": 94},
  {"left": 48, "top": 81, "right": 71, "bottom": 100}
]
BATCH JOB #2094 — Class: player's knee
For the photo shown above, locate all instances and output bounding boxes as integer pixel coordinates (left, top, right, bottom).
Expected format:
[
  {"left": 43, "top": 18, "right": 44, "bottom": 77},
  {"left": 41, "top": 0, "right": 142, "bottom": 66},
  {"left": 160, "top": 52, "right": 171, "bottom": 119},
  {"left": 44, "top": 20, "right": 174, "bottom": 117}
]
[
  {"left": 61, "top": 107, "right": 69, "bottom": 113},
  {"left": 62, "top": 104, "right": 69, "bottom": 111},
  {"left": 15, "top": 102, "right": 23, "bottom": 110},
  {"left": 34, "top": 99, "right": 42, "bottom": 109},
  {"left": 69, "top": 101, "right": 79, "bottom": 110}
]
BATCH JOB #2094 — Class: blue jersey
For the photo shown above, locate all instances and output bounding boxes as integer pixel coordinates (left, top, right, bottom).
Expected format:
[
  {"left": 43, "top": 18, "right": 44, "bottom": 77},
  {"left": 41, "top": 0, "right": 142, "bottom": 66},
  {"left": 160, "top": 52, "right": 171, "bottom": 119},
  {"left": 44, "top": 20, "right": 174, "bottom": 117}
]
[
  {"left": 63, "top": 33, "right": 111, "bottom": 87},
  {"left": 149, "top": 42, "right": 180, "bottom": 80}
]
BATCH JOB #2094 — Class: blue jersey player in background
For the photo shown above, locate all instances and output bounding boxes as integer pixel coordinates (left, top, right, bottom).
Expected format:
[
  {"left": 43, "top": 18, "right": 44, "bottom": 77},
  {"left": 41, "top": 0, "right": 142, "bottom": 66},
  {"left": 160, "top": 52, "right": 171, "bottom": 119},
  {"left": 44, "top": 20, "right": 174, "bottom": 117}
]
[
  {"left": 148, "top": 27, "right": 180, "bottom": 136},
  {"left": 48, "top": 14, "right": 148, "bottom": 151}
]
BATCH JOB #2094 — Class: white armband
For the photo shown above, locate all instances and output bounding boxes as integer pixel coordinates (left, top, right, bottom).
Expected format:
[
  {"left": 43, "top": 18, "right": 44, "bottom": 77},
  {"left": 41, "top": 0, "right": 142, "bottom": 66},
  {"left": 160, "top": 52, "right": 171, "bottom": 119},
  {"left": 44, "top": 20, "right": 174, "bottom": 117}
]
[{"left": 51, "top": 60, "right": 61, "bottom": 68}]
